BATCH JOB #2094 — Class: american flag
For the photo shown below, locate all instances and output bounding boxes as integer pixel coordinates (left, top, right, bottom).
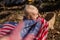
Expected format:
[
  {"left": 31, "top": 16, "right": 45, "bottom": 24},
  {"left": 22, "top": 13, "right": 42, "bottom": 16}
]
[{"left": 0, "top": 22, "right": 18, "bottom": 37}]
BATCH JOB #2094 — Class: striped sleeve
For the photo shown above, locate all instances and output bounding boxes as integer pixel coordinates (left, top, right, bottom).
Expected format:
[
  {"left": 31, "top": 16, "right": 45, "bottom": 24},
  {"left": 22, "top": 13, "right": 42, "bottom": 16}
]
[{"left": 0, "top": 22, "right": 18, "bottom": 37}]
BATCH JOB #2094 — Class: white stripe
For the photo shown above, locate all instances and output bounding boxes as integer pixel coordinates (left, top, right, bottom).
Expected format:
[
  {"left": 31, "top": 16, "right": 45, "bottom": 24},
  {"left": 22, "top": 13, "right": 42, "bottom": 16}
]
[
  {"left": 2, "top": 26, "right": 14, "bottom": 29},
  {"left": 42, "top": 32, "right": 48, "bottom": 40},
  {"left": 1, "top": 29, "right": 11, "bottom": 32},
  {"left": 0, "top": 32, "right": 7, "bottom": 35}
]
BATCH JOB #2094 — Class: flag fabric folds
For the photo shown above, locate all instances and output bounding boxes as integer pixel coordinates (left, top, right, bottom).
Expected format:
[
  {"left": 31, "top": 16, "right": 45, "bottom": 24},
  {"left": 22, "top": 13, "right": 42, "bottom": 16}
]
[{"left": 0, "top": 22, "right": 18, "bottom": 37}]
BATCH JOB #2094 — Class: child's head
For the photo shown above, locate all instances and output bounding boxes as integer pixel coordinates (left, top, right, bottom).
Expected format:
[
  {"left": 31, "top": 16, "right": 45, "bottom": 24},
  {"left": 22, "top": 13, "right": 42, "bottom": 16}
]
[{"left": 24, "top": 5, "right": 39, "bottom": 20}]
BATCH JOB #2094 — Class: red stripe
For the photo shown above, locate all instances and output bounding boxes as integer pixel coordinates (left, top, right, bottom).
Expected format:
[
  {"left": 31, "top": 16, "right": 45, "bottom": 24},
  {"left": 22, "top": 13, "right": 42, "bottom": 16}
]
[{"left": 2, "top": 28, "right": 14, "bottom": 30}]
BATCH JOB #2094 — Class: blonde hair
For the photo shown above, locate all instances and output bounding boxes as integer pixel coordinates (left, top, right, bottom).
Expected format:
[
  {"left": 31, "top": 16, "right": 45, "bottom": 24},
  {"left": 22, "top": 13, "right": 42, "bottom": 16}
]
[{"left": 24, "top": 5, "right": 39, "bottom": 16}]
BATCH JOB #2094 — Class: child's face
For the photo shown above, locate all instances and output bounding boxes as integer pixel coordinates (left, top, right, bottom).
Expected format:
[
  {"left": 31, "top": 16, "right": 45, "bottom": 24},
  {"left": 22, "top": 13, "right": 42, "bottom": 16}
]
[{"left": 28, "top": 12, "right": 38, "bottom": 20}]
